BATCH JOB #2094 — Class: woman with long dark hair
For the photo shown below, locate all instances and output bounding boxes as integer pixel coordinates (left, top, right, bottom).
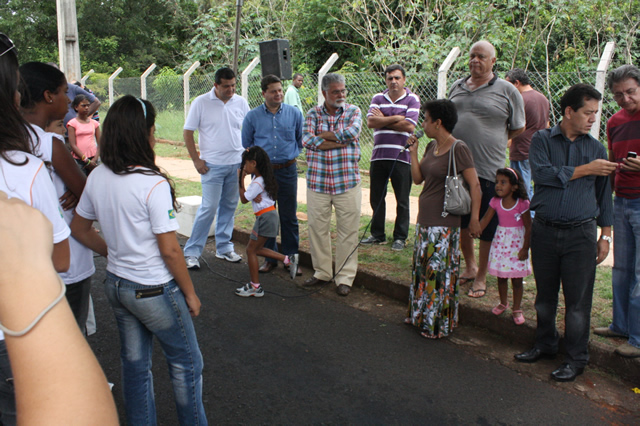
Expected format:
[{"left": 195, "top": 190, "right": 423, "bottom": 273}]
[
  {"left": 71, "top": 95, "right": 207, "bottom": 425},
  {"left": 19, "top": 61, "right": 95, "bottom": 334}
]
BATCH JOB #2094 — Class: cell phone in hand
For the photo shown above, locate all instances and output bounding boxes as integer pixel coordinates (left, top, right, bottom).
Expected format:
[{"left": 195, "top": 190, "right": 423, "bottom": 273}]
[{"left": 627, "top": 151, "right": 637, "bottom": 158}]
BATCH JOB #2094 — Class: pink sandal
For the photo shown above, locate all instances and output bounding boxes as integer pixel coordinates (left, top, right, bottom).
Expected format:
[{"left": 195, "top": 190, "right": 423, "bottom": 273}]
[
  {"left": 491, "top": 303, "right": 509, "bottom": 316},
  {"left": 512, "top": 310, "right": 525, "bottom": 325}
]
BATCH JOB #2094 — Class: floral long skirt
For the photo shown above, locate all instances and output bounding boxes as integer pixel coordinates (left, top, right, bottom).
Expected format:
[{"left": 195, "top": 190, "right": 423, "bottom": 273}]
[{"left": 406, "top": 225, "right": 461, "bottom": 338}]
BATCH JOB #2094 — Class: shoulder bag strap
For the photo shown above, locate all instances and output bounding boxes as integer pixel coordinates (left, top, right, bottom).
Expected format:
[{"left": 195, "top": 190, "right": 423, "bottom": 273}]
[{"left": 447, "top": 140, "right": 459, "bottom": 177}]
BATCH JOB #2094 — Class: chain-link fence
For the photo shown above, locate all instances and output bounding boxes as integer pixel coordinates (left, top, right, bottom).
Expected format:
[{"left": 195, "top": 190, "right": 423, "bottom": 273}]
[{"left": 85, "top": 68, "right": 619, "bottom": 171}]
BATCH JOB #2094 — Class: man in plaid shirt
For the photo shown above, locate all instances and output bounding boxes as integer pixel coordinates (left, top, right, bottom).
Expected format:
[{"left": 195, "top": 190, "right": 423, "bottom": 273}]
[{"left": 301, "top": 73, "right": 362, "bottom": 296}]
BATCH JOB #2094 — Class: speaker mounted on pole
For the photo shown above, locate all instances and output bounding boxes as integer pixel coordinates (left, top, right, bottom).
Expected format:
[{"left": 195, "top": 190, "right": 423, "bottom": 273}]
[{"left": 259, "top": 39, "right": 292, "bottom": 80}]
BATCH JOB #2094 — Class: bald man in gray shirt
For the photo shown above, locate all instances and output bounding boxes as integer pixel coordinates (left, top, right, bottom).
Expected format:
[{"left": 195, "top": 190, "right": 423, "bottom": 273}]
[{"left": 448, "top": 40, "right": 525, "bottom": 298}]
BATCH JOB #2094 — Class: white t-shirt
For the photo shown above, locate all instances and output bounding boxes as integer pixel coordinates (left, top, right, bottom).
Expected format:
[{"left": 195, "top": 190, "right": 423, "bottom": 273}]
[
  {"left": 76, "top": 165, "right": 179, "bottom": 285},
  {"left": 244, "top": 176, "right": 275, "bottom": 214},
  {"left": 0, "top": 150, "right": 71, "bottom": 341},
  {"left": 184, "top": 89, "right": 249, "bottom": 165},
  {"left": 0, "top": 151, "right": 70, "bottom": 244},
  {"left": 31, "top": 124, "right": 95, "bottom": 284}
]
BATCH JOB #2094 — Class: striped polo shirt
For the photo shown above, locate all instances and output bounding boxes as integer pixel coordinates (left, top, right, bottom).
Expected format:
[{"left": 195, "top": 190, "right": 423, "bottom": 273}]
[{"left": 367, "top": 88, "right": 420, "bottom": 164}]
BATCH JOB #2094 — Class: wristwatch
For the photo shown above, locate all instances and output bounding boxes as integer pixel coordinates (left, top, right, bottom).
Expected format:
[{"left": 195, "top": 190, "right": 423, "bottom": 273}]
[{"left": 600, "top": 235, "right": 612, "bottom": 244}]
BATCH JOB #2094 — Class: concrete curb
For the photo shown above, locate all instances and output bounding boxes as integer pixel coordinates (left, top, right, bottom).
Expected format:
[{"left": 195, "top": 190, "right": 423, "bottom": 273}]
[{"left": 231, "top": 227, "right": 640, "bottom": 383}]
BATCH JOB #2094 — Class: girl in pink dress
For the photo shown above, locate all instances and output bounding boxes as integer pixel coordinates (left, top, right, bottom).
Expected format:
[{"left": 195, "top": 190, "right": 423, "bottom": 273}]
[
  {"left": 479, "top": 168, "right": 532, "bottom": 325},
  {"left": 67, "top": 94, "right": 101, "bottom": 175}
]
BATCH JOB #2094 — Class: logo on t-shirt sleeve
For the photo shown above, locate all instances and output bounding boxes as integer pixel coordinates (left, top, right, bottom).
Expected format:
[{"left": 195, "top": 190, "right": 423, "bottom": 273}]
[{"left": 168, "top": 209, "right": 176, "bottom": 219}]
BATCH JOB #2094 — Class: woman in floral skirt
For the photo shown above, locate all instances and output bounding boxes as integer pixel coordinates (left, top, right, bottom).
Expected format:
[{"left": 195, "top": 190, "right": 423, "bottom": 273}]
[{"left": 405, "top": 100, "right": 482, "bottom": 338}]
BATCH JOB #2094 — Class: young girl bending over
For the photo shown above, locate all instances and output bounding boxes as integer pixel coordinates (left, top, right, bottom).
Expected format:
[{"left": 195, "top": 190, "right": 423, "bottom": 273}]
[
  {"left": 71, "top": 95, "right": 207, "bottom": 425},
  {"left": 67, "top": 94, "right": 101, "bottom": 175},
  {"left": 478, "top": 168, "right": 532, "bottom": 325},
  {"left": 236, "top": 146, "right": 299, "bottom": 297}
]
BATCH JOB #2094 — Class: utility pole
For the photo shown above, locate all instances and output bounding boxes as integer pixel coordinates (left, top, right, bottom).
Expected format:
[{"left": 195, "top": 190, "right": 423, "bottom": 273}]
[
  {"left": 56, "top": 0, "right": 82, "bottom": 82},
  {"left": 232, "top": 0, "right": 243, "bottom": 75}
]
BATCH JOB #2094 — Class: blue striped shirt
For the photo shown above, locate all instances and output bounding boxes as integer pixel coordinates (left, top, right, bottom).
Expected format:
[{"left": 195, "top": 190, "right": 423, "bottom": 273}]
[{"left": 529, "top": 124, "right": 613, "bottom": 227}]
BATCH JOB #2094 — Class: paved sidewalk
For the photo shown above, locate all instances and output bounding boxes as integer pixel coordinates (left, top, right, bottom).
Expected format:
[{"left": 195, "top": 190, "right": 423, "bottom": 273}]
[{"left": 157, "top": 155, "right": 636, "bottom": 382}]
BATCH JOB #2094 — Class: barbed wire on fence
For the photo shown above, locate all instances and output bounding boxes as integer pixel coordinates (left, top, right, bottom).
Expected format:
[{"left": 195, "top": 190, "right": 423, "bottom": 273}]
[{"left": 86, "top": 68, "right": 621, "bottom": 171}]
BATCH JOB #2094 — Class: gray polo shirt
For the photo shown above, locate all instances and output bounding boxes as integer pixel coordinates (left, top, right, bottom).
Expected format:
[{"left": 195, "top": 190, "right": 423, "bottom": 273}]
[{"left": 448, "top": 74, "right": 525, "bottom": 180}]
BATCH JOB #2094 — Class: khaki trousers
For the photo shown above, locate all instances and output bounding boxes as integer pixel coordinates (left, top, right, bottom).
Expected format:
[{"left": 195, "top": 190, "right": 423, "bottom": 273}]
[{"left": 306, "top": 183, "right": 362, "bottom": 287}]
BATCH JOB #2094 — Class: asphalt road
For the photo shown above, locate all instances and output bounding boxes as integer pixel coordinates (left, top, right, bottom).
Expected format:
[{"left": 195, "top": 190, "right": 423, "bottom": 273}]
[{"left": 87, "top": 245, "right": 635, "bottom": 425}]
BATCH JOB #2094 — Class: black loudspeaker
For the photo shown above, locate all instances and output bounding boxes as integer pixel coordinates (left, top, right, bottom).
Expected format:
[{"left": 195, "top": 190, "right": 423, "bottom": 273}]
[{"left": 259, "top": 39, "right": 292, "bottom": 80}]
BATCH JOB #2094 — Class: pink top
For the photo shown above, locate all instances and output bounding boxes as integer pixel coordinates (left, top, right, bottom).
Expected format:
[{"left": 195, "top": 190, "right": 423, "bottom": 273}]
[
  {"left": 489, "top": 197, "right": 530, "bottom": 228},
  {"left": 68, "top": 118, "right": 100, "bottom": 159}
]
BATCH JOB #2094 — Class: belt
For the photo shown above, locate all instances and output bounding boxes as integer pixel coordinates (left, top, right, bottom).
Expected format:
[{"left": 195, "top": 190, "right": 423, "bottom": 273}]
[
  {"left": 255, "top": 205, "right": 276, "bottom": 216},
  {"left": 534, "top": 217, "right": 595, "bottom": 229},
  {"left": 272, "top": 158, "right": 296, "bottom": 170}
]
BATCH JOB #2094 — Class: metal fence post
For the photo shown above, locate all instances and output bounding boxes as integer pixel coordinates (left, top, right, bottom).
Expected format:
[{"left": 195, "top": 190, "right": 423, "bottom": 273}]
[
  {"left": 592, "top": 41, "right": 616, "bottom": 140},
  {"left": 184, "top": 61, "right": 201, "bottom": 120},
  {"left": 140, "top": 63, "right": 157, "bottom": 100},
  {"left": 437, "top": 47, "right": 461, "bottom": 99},
  {"left": 317, "top": 53, "right": 339, "bottom": 105},
  {"left": 81, "top": 69, "right": 94, "bottom": 87},
  {"left": 242, "top": 57, "right": 261, "bottom": 100},
  {"left": 108, "top": 67, "right": 123, "bottom": 106}
]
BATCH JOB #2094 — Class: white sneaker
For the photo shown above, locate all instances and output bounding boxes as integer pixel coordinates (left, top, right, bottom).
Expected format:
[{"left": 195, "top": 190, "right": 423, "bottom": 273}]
[
  {"left": 288, "top": 254, "right": 299, "bottom": 280},
  {"left": 235, "top": 283, "right": 264, "bottom": 298},
  {"left": 216, "top": 251, "right": 242, "bottom": 263},
  {"left": 185, "top": 256, "right": 200, "bottom": 269}
]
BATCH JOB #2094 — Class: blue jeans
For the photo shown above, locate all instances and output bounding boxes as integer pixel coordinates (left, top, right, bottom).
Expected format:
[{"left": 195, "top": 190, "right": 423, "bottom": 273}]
[
  {"left": 105, "top": 272, "right": 207, "bottom": 425},
  {"left": 184, "top": 163, "right": 240, "bottom": 257},
  {"left": 510, "top": 160, "right": 534, "bottom": 202},
  {"left": 611, "top": 196, "right": 640, "bottom": 348},
  {"left": 65, "top": 276, "right": 92, "bottom": 335},
  {"left": 264, "top": 163, "right": 299, "bottom": 263},
  {"left": 531, "top": 219, "right": 597, "bottom": 368},
  {"left": 0, "top": 341, "right": 15, "bottom": 426}
]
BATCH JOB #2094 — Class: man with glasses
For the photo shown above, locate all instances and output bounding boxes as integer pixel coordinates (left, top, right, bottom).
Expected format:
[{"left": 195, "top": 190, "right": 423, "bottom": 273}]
[
  {"left": 301, "top": 73, "right": 362, "bottom": 296},
  {"left": 594, "top": 65, "right": 640, "bottom": 358},
  {"left": 362, "top": 64, "right": 420, "bottom": 251}
]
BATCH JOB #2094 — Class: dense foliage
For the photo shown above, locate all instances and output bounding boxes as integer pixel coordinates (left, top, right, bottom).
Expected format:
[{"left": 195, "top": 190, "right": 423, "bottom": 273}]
[{"left": 1, "top": 0, "right": 637, "bottom": 76}]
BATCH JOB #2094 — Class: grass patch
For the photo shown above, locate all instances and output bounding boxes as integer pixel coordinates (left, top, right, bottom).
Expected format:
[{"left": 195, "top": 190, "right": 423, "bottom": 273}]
[
  {"left": 173, "top": 178, "right": 202, "bottom": 198},
  {"left": 155, "top": 109, "right": 185, "bottom": 142},
  {"left": 155, "top": 142, "right": 191, "bottom": 160}
]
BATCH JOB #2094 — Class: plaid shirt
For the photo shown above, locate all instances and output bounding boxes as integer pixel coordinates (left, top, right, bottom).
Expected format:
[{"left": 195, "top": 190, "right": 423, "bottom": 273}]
[{"left": 302, "top": 103, "right": 362, "bottom": 195}]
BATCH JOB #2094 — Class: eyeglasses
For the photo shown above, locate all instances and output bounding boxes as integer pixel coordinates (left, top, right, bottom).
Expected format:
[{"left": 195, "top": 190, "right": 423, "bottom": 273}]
[
  {"left": 329, "top": 89, "right": 348, "bottom": 96},
  {"left": 613, "top": 86, "right": 639, "bottom": 101},
  {"left": 0, "top": 34, "right": 16, "bottom": 57}
]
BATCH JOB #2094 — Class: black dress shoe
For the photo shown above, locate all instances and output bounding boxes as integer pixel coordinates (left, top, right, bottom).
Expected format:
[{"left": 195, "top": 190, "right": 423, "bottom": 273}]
[
  {"left": 514, "top": 347, "right": 557, "bottom": 363},
  {"left": 336, "top": 284, "right": 351, "bottom": 296},
  {"left": 302, "top": 277, "right": 330, "bottom": 287},
  {"left": 550, "top": 363, "right": 584, "bottom": 382},
  {"left": 259, "top": 261, "right": 276, "bottom": 273}
]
